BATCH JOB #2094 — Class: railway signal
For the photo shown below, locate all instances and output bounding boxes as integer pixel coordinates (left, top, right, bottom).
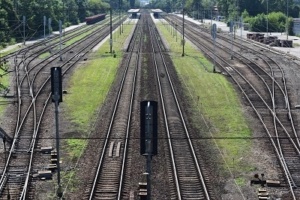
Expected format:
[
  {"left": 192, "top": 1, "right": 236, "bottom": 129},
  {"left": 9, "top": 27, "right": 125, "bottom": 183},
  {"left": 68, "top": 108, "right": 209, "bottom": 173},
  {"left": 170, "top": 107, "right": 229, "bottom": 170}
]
[
  {"left": 51, "top": 67, "right": 62, "bottom": 103},
  {"left": 140, "top": 101, "right": 157, "bottom": 156},
  {"left": 51, "top": 67, "right": 63, "bottom": 198}
]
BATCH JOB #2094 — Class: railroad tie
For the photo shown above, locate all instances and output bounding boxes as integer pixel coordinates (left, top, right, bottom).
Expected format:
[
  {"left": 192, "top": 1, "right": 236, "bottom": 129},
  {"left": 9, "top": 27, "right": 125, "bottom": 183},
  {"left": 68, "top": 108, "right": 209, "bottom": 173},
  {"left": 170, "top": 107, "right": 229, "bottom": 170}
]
[
  {"left": 116, "top": 142, "right": 121, "bottom": 157},
  {"left": 109, "top": 141, "right": 115, "bottom": 157}
]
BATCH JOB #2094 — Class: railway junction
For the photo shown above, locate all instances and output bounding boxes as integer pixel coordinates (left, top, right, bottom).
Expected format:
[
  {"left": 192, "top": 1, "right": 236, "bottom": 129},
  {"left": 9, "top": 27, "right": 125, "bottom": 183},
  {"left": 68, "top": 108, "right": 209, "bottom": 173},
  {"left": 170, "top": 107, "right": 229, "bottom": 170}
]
[{"left": 1, "top": 9, "right": 300, "bottom": 200}]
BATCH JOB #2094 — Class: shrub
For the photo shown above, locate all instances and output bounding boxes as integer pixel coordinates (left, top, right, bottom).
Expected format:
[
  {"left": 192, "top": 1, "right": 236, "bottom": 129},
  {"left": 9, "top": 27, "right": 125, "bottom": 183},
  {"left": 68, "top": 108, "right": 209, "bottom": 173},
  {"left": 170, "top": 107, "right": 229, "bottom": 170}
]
[{"left": 244, "top": 11, "right": 292, "bottom": 34}]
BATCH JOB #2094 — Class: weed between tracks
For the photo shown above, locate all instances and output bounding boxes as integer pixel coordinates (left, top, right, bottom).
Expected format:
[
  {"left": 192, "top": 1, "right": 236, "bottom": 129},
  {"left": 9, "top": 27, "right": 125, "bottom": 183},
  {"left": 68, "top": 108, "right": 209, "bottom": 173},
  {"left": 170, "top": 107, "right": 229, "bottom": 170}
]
[
  {"left": 39, "top": 19, "right": 112, "bottom": 59},
  {"left": 61, "top": 23, "right": 134, "bottom": 191},
  {"left": 0, "top": 68, "right": 10, "bottom": 114},
  {"left": 156, "top": 22, "right": 253, "bottom": 185},
  {"left": 64, "top": 23, "right": 134, "bottom": 155}
]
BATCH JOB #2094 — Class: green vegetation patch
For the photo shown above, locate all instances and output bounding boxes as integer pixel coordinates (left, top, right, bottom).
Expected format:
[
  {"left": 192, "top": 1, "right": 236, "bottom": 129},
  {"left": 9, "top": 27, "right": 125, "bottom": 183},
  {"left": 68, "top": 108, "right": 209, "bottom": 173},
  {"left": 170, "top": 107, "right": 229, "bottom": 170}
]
[
  {"left": 235, "top": 176, "right": 247, "bottom": 186},
  {"left": 63, "top": 23, "right": 134, "bottom": 158},
  {"left": 66, "top": 139, "right": 86, "bottom": 159},
  {"left": 61, "top": 170, "right": 78, "bottom": 192},
  {"left": 65, "top": 29, "right": 96, "bottom": 46},
  {"left": 156, "top": 22, "right": 253, "bottom": 177},
  {"left": 0, "top": 44, "right": 21, "bottom": 56},
  {"left": 39, "top": 51, "right": 51, "bottom": 59},
  {"left": 61, "top": 23, "right": 134, "bottom": 196},
  {"left": 0, "top": 67, "right": 10, "bottom": 115}
]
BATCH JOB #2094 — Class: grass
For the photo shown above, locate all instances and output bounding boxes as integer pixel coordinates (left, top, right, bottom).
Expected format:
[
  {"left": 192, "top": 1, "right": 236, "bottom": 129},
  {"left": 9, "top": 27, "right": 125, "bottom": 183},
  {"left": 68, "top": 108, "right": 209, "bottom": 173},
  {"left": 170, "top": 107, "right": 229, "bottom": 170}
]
[
  {"left": 61, "top": 21, "right": 135, "bottom": 197},
  {"left": 61, "top": 170, "right": 78, "bottom": 192},
  {"left": 0, "top": 67, "right": 10, "bottom": 116},
  {"left": 39, "top": 17, "right": 123, "bottom": 59},
  {"left": 293, "top": 43, "right": 300, "bottom": 47},
  {"left": 156, "top": 22, "right": 253, "bottom": 181},
  {"left": 39, "top": 51, "right": 51, "bottom": 59},
  {"left": 0, "top": 45, "right": 22, "bottom": 56},
  {"left": 63, "top": 22, "right": 135, "bottom": 159},
  {"left": 65, "top": 29, "right": 96, "bottom": 46},
  {"left": 235, "top": 177, "right": 247, "bottom": 186},
  {"left": 66, "top": 139, "right": 87, "bottom": 159}
]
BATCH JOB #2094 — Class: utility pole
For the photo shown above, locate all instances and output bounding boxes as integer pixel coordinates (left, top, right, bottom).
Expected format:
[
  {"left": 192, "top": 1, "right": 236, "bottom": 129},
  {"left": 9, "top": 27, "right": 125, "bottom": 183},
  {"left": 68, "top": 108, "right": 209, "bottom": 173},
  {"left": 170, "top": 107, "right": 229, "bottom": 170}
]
[
  {"left": 121, "top": 0, "right": 123, "bottom": 34},
  {"left": 230, "top": 20, "right": 234, "bottom": 60},
  {"left": 43, "top": 16, "right": 46, "bottom": 41},
  {"left": 210, "top": 8, "right": 212, "bottom": 25},
  {"left": 212, "top": 24, "right": 217, "bottom": 72},
  {"left": 59, "top": 20, "right": 63, "bottom": 61},
  {"left": 286, "top": 0, "right": 289, "bottom": 40},
  {"left": 240, "top": 16, "right": 243, "bottom": 38},
  {"left": 182, "top": 0, "right": 185, "bottom": 57},
  {"left": 110, "top": 7, "right": 113, "bottom": 53},
  {"left": 48, "top": 18, "right": 52, "bottom": 37},
  {"left": 266, "top": 0, "right": 269, "bottom": 35},
  {"left": 23, "top": 16, "right": 26, "bottom": 45},
  {"left": 119, "top": 0, "right": 121, "bottom": 35}
]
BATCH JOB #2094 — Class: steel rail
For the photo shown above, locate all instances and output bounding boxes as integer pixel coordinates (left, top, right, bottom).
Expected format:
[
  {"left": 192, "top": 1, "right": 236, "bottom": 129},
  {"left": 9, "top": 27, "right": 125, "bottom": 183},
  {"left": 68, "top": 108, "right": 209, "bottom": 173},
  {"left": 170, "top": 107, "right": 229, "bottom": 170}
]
[
  {"left": 0, "top": 17, "right": 118, "bottom": 61},
  {"left": 0, "top": 17, "right": 126, "bottom": 199},
  {"left": 88, "top": 18, "right": 142, "bottom": 200},
  {"left": 167, "top": 16, "right": 300, "bottom": 158},
  {"left": 20, "top": 18, "right": 128, "bottom": 200},
  {"left": 151, "top": 16, "right": 211, "bottom": 199},
  {"left": 175, "top": 22, "right": 298, "bottom": 198}
]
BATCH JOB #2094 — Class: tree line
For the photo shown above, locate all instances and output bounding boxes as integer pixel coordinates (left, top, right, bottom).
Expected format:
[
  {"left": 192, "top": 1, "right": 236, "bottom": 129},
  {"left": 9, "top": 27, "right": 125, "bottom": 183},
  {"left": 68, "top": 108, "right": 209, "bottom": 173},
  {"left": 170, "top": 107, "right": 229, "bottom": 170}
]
[
  {"left": 146, "top": 0, "right": 300, "bottom": 33},
  {"left": 0, "top": 0, "right": 135, "bottom": 48},
  {"left": 146, "top": 0, "right": 300, "bottom": 19}
]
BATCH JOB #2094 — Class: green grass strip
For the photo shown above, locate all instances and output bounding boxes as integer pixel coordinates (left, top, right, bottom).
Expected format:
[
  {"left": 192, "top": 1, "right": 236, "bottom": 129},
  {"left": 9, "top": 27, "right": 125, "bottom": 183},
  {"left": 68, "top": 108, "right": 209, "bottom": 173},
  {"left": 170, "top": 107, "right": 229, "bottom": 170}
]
[
  {"left": 61, "top": 22, "right": 135, "bottom": 196},
  {"left": 63, "top": 22, "right": 135, "bottom": 159},
  {"left": 157, "top": 22, "right": 253, "bottom": 180},
  {"left": 0, "top": 67, "right": 10, "bottom": 116}
]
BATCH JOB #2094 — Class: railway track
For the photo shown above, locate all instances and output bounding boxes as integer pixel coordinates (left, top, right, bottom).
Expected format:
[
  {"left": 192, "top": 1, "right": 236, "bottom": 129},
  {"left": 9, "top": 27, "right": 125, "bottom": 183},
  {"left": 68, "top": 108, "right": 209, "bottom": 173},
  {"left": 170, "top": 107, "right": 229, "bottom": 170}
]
[
  {"left": 84, "top": 11, "right": 215, "bottom": 199},
  {"left": 164, "top": 14, "right": 300, "bottom": 198},
  {"left": 0, "top": 17, "right": 118, "bottom": 62},
  {"left": 150, "top": 14, "right": 213, "bottom": 199},
  {"left": 85, "top": 14, "right": 142, "bottom": 200},
  {"left": 0, "top": 17, "right": 126, "bottom": 199}
]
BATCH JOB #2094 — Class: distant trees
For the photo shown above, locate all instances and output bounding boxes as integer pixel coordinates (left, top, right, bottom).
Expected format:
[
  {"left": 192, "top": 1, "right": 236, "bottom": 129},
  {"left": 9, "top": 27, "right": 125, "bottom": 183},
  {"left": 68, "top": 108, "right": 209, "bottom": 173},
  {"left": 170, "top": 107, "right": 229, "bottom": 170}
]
[
  {"left": 144, "top": 0, "right": 300, "bottom": 22},
  {"left": 0, "top": 0, "right": 16, "bottom": 47},
  {"left": 242, "top": 10, "right": 293, "bottom": 34},
  {"left": 0, "top": 0, "right": 126, "bottom": 48}
]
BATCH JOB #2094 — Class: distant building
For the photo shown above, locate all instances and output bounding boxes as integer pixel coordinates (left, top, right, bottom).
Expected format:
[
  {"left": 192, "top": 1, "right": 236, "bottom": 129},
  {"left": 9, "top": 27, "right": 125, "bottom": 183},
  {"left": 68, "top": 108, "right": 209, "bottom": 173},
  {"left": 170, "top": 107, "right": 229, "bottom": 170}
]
[
  {"left": 128, "top": 9, "right": 140, "bottom": 19},
  {"left": 152, "top": 9, "right": 163, "bottom": 18},
  {"left": 140, "top": 0, "right": 149, "bottom": 7},
  {"left": 293, "top": 18, "right": 300, "bottom": 35}
]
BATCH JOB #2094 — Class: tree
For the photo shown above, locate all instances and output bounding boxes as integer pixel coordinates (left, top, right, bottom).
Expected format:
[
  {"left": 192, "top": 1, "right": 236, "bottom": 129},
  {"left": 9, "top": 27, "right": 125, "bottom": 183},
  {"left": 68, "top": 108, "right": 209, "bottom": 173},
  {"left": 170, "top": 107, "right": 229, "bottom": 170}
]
[
  {"left": 0, "top": 0, "right": 17, "bottom": 46},
  {"left": 87, "top": 0, "right": 109, "bottom": 16}
]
